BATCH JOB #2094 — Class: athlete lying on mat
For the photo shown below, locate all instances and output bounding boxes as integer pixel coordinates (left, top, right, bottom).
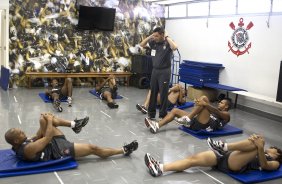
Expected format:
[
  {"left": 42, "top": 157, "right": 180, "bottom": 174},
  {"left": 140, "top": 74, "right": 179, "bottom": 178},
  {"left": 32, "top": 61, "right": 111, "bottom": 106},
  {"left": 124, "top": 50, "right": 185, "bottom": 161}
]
[
  {"left": 145, "top": 135, "right": 282, "bottom": 177},
  {"left": 5, "top": 113, "right": 138, "bottom": 161},
  {"left": 136, "top": 84, "right": 186, "bottom": 114},
  {"left": 145, "top": 95, "right": 231, "bottom": 133},
  {"left": 95, "top": 74, "right": 119, "bottom": 109},
  {"left": 45, "top": 78, "right": 73, "bottom": 112}
]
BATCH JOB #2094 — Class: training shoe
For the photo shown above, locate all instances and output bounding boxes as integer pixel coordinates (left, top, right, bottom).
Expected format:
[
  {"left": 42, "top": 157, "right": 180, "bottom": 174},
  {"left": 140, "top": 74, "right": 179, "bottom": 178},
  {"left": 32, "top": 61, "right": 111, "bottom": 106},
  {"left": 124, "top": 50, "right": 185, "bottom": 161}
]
[
  {"left": 144, "top": 153, "right": 163, "bottom": 177},
  {"left": 136, "top": 104, "right": 148, "bottom": 114},
  {"left": 144, "top": 117, "right": 159, "bottom": 133},
  {"left": 123, "top": 140, "right": 138, "bottom": 156},
  {"left": 207, "top": 137, "right": 227, "bottom": 157},
  {"left": 175, "top": 116, "right": 191, "bottom": 127},
  {"left": 53, "top": 100, "right": 63, "bottom": 112},
  {"left": 67, "top": 97, "right": 72, "bottom": 107},
  {"left": 205, "top": 126, "right": 213, "bottom": 132},
  {"left": 107, "top": 102, "right": 119, "bottom": 109},
  {"left": 72, "top": 116, "right": 89, "bottom": 134}
]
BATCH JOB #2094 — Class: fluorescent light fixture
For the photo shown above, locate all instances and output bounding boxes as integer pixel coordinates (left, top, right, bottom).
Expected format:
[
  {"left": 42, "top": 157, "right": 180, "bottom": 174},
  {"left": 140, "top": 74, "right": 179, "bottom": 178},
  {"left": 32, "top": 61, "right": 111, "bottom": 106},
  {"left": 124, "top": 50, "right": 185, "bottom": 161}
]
[{"left": 144, "top": 0, "right": 195, "bottom": 5}]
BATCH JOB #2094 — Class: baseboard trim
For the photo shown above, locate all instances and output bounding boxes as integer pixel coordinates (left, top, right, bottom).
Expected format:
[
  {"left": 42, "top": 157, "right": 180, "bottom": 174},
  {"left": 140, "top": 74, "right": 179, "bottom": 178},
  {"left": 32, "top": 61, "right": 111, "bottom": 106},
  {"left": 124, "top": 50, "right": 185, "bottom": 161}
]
[{"left": 236, "top": 104, "right": 282, "bottom": 122}]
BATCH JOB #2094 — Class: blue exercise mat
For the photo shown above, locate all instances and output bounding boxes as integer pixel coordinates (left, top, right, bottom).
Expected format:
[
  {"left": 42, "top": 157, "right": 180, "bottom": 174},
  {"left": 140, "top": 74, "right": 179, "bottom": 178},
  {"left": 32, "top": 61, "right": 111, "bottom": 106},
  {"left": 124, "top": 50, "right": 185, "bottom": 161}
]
[
  {"left": 182, "top": 60, "right": 224, "bottom": 69},
  {"left": 0, "top": 149, "right": 78, "bottom": 178},
  {"left": 179, "top": 124, "right": 243, "bottom": 139},
  {"left": 0, "top": 66, "right": 10, "bottom": 91},
  {"left": 89, "top": 89, "right": 123, "bottom": 99},
  {"left": 39, "top": 93, "right": 68, "bottom": 103},
  {"left": 204, "top": 83, "right": 247, "bottom": 91},
  {"left": 227, "top": 165, "right": 282, "bottom": 184},
  {"left": 167, "top": 102, "right": 194, "bottom": 111}
]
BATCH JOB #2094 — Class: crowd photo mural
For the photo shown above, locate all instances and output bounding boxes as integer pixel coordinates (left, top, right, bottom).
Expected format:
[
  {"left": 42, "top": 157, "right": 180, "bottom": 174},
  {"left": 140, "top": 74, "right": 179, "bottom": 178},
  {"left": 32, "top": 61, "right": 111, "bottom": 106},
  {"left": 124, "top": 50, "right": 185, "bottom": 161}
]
[{"left": 9, "top": 0, "right": 165, "bottom": 87}]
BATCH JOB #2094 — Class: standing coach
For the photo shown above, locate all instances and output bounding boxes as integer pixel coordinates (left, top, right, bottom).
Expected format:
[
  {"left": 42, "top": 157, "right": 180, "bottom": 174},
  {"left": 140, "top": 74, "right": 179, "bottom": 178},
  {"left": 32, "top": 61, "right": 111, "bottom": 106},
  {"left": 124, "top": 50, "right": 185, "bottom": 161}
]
[{"left": 140, "top": 27, "right": 178, "bottom": 119}]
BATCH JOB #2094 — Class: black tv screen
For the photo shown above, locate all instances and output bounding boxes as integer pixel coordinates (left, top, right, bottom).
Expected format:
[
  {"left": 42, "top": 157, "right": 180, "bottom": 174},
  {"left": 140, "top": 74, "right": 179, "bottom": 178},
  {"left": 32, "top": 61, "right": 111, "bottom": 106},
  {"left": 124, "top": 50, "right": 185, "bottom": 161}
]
[{"left": 77, "top": 5, "right": 116, "bottom": 31}]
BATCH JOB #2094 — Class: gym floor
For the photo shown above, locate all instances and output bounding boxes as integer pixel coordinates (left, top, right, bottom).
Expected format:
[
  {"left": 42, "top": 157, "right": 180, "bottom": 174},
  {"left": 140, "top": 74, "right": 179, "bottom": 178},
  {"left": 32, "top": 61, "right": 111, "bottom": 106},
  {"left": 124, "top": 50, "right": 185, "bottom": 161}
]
[{"left": 0, "top": 86, "right": 281, "bottom": 184}]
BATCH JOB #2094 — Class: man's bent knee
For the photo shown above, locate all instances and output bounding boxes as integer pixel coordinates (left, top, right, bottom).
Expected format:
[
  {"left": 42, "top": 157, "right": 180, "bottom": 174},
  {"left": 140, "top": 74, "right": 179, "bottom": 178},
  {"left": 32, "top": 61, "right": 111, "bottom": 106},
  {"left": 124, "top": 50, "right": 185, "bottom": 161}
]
[
  {"left": 66, "top": 78, "right": 72, "bottom": 83},
  {"left": 200, "top": 95, "right": 209, "bottom": 102}
]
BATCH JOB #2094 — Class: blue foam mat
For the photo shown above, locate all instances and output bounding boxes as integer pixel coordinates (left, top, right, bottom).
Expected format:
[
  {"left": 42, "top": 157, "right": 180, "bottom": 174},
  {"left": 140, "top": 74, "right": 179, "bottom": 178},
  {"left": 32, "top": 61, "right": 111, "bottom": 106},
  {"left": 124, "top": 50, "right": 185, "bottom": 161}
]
[
  {"left": 0, "top": 161, "right": 77, "bottom": 178},
  {"left": 89, "top": 89, "right": 123, "bottom": 99},
  {"left": 179, "top": 124, "right": 243, "bottom": 139},
  {"left": 0, "top": 66, "right": 10, "bottom": 91},
  {"left": 39, "top": 93, "right": 68, "bottom": 103},
  {"left": 0, "top": 149, "right": 78, "bottom": 178},
  {"left": 204, "top": 83, "right": 247, "bottom": 91},
  {"left": 182, "top": 60, "right": 224, "bottom": 69},
  {"left": 167, "top": 102, "right": 194, "bottom": 111},
  {"left": 227, "top": 165, "right": 282, "bottom": 184}
]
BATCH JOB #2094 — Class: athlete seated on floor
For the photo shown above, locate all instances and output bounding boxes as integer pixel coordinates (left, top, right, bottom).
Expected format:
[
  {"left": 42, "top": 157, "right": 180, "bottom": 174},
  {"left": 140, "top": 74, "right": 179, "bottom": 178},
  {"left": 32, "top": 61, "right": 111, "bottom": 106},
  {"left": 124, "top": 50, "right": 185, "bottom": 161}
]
[
  {"left": 5, "top": 113, "right": 138, "bottom": 161},
  {"left": 145, "top": 135, "right": 282, "bottom": 177},
  {"left": 95, "top": 74, "right": 119, "bottom": 109},
  {"left": 136, "top": 84, "right": 186, "bottom": 114},
  {"left": 145, "top": 95, "right": 231, "bottom": 133},
  {"left": 45, "top": 78, "right": 73, "bottom": 112}
]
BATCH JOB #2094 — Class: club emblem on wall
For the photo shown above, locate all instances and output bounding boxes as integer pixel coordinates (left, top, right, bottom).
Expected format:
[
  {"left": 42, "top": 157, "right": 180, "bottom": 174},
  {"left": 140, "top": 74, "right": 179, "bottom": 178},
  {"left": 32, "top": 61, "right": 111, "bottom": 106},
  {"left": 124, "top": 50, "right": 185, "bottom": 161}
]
[{"left": 228, "top": 18, "right": 254, "bottom": 57}]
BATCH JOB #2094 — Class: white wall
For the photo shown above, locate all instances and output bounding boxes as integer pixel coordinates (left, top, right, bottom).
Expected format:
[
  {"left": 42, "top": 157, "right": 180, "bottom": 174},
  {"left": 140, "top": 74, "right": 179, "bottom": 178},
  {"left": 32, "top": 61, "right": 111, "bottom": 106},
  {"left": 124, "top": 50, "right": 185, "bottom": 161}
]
[
  {"left": 0, "top": 0, "right": 9, "bottom": 67},
  {"left": 0, "top": 0, "right": 8, "bottom": 7},
  {"left": 166, "top": 15, "right": 282, "bottom": 99}
]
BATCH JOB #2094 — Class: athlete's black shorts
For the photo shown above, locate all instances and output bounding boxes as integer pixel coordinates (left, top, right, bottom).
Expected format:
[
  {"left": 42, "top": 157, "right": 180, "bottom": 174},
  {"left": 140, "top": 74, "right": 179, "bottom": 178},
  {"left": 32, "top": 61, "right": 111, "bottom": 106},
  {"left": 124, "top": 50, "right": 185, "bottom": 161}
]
[
  {"left": 49, "top": 89, "right": 66, "bottom": 100},
  {"left": 189, "top": 117, "right": 211, "bottom": 131},
  {"left": 167, "top": 100, "right": 175, "bottom": 109},
  {"left": 98, "top": 87, "right": 117, "bottom": 99},
  {"left": 213, "top": 151, "right": 253, "bottom": 174},
  {"left": 42, "top": 135, "right": 75, "bottom": 161},
  {"left": 213, "top": 151, "right": 232, "bottom": 173}
]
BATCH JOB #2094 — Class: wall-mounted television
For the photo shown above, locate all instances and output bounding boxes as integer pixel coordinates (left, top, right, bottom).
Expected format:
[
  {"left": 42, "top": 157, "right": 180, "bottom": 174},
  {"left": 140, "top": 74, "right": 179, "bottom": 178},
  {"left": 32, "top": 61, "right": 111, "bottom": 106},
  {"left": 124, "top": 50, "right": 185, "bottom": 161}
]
[{"left": 77, "top": 5, "right": 116, "bottom": 31}]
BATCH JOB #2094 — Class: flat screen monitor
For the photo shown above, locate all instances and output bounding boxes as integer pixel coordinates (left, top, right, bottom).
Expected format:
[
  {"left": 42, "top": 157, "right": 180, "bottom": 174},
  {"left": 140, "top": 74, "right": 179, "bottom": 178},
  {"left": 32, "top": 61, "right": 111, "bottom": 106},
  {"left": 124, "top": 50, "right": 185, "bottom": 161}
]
[{"left": 77, "top": 5, "right": 116, "bottom": 31}]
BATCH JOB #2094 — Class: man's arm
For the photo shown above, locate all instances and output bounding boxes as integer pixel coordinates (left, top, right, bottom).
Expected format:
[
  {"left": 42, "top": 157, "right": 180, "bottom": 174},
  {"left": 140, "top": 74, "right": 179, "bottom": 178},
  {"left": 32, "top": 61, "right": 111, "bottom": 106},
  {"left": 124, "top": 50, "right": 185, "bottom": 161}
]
[
  {"left": 95, "top": 77, "right": 109, "bottom": 91},
  {"left": 196, "top": 99, "right": 230, "bottom": 122},
  {"left": 140, "top": 34, "right": 153, "bottom": 48},
  {"left": 165, "top": 35, "right": 178, "bottom": 51},
  {"left": 251, "top": 135, "right": 280, "bottom": 170},
  {"left": 23, "top": 114, "right": 54, "bottom": 160}
]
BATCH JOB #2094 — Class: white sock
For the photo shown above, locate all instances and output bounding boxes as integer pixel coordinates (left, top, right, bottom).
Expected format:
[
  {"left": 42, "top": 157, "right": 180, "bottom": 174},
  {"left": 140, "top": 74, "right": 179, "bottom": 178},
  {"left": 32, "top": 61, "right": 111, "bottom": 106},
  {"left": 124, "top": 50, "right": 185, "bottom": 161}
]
[
  {"left": 70, "top": 121, "right": 75, "bottom": 128},
  {"left": 223, "top": 143, "right": 228, "bottom": 151},
  {"left": 159, "top": 164, "right": 164, "bottom": 172},
  {"left": 184, "top": 116, "right": 191, "bottom": 122},
  {"left": 156, "top": 122, "right": 159, "bottom": 129}
]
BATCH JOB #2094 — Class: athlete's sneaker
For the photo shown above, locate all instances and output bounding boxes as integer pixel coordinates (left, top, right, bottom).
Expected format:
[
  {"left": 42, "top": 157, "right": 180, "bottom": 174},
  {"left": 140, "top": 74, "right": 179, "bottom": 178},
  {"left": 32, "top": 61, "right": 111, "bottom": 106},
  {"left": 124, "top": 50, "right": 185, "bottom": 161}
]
[
  {"left": 175, "top": 116, "right": 191, "bottom": 127},
  {"left": 67, "top": 97, "right": 72, "bottom": 107},
  {"left": 144, "top": 153, "right": 163, "bottom": 177},
  {"left": 53, "top": 100, "right": 63, "bottom": 112},
  {"left": 108, "top": 102, "right": 119, "bottom": 109},
  {"left": 72, "top": 116, "right": 89, "bottom": 134},
  {"left": 144, "top": 117, "right": 159, "bottom": 133},
  {"left": 123, "top": 140, "right": 138, "bottom": 156},
  {"left": 99, "top": 93, "right": 103, "bottom": 100},
  {"left": 136, "top": 104, "right": 148, "bottom": 114},
  {"left": 207, "top": 137, "right": 227, "bottom": 157}
]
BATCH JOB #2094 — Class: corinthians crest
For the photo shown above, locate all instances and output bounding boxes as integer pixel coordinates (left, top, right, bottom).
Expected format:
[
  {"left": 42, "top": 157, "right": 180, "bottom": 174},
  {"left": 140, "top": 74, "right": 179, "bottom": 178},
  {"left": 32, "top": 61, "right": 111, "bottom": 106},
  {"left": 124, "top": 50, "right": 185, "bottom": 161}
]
[{"left": 228, "top": 18, "right": 254, "bottom": 57}]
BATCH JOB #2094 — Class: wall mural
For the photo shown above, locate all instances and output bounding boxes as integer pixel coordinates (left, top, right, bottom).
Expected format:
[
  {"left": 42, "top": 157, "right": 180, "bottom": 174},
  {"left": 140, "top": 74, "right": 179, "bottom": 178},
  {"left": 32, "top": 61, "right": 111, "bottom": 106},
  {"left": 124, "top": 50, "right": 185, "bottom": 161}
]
[{"left": 9, "top": 0, "right": 165, "bottom": 87}]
